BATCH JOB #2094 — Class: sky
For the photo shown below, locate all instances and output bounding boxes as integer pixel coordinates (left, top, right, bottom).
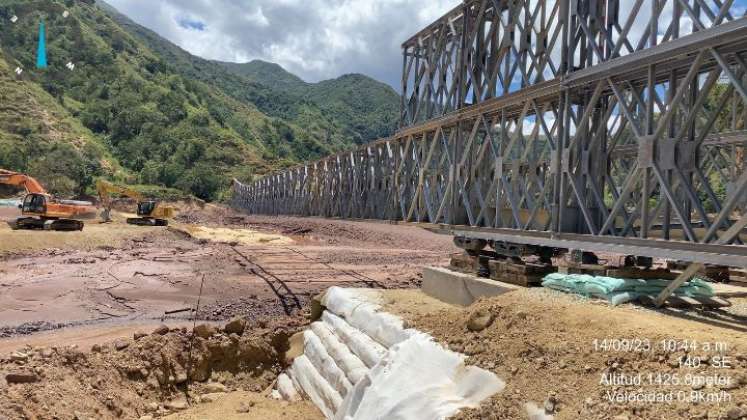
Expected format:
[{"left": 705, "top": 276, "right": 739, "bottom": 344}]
[{"left": 106, "top": 0, "right": 456, "bottom": 90}]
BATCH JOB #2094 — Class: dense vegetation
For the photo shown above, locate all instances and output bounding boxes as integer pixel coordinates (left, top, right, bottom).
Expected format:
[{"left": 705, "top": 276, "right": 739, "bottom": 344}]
[
  {"left": 218, "top": 61, "right": 400, "bottom": 144},
  {"left": 0, "top": 0, "right": 400, "bottom": 200}
]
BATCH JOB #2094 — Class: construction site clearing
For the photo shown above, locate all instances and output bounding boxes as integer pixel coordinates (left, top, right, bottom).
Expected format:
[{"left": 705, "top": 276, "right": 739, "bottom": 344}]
[{"left": 0, "top": 201, "right": 745, "bottom": 420}]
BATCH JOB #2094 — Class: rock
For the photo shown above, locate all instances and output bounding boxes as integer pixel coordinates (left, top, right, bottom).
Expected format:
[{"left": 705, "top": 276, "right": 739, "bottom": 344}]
[
  {"left": 139, "top": 417, "right": 154, "bottom": 420},
  {"left": 6, "top": 371, "right": 39, "bottom": 384},
  {"left": 544, "top": 395, "right": 557, "bottom": 413},
  {"left": 194, "top": 324, "right": 217, "bottom": 339},
  {"left": 200, "top": 393, "right": 223, "bottom": 403},
  {"left": 9, "top": 352, "right": 28, "bottom": 363},
  {"left": 204, "top": 382, "right": 227, "bottom": 393},
  {"left": 152, "top": 325, "right": 170, "bottom": 335},
  {"left": 91, "top": 344, "right": 102, "bottom": 353},
  {"left": 726, "top": 407, "right": 745, "bottom": 420},
  {"left": 40, "top": 348, "right": 54, "bottom": 359},
  {"left": 133, "top": 331, "right": 148, "bottom": 341},
  {"left": 113, "top": 339, "right": 130, "bottom": 351},
  {"left": 224, "top": 317, "right": 246, "bottom": 335},
  {"left": 175, "top": 372, "right": 188, "bottom": 384},
  {"left": 165, "top": 397, "right": 189, "bottom": 411},
  {"left": 237, "top": 401, "right": 254, "bottom": 413},
  {"left": 62, "top": 348, "right": 86, "bottom": 364},
  {"left": 612, "top": 415, "right": 630, "bottom": 420},
  {"left": 466, "top": 308, "right": 494, "bottom": 332}
]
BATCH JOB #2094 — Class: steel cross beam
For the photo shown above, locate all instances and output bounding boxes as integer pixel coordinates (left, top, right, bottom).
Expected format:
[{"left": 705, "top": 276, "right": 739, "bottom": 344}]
[{"left": 232, "top": 0, "right": 747, "bottom": 268}]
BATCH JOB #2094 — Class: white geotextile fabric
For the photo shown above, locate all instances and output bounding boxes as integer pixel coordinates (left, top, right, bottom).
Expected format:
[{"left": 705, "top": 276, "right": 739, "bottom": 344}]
[
  {"left": 335, "top": 332, "right": 506, "bottom": 420},
  {"left": 288, "top": 287, "right": 505, "bottom": 420},
  {"left": 290, "top": 355, "right": 342, "bottom": 418},
  {"left": 277, "top": 373, "right": 300, "bottom": 401},
  {"left": 311, "top": 321, "right": 369, "bottom": 385},
  {"left": 321, "top": 286, "right": 413, "bottom": 348},
  {"left": 322, "top": 311, "right": 387, "bottom": 368},
  {"left": 304, "top": 330, "right": 353, "bottom": 396}
]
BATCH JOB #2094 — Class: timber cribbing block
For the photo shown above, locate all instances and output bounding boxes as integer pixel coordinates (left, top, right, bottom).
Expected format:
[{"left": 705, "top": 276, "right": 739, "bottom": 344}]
[
  {"left": 667, "top": 261, "right": 731, "bottom": 282},
  {"left": 728, "top": 269, "right": 747, "bottom": 285},
  {"left": 558, "top": 263, "right": 678, "bottom": 280},
  {"left": 449, "top": 253, "right": 478, "bottom": 273},
  {"left": 489, "top": 260, "right": 555, "bottom": 287},
  {"left": 449, "top": 252, "right": 495, "bottom": 276},
  {"left": 421, "top": 266, "right": 518, "bottom": 307}
]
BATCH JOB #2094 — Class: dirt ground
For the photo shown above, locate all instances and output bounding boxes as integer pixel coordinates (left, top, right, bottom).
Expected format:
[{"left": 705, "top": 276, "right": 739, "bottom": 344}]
[
  {"left": 0, "top": 317, "right": 306, "bottom": 419},
  {"left": 0, "top": 204, "right": 456, "bottom": 344},
  {"left": 2, "top": 202, "right": 746, "bottom": 419},
  {"left": 384, "top": 288, "right": 747, "bottom": 420},
  {"left": 164, "top": 391, "right": 321, "bottom": 420},
  {"left": 0, "top": 203, "right": 456, "bottom": 419}
]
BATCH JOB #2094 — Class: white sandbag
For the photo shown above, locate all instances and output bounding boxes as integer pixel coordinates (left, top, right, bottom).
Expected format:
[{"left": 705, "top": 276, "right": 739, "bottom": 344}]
[
  {"left": 321, "top": 287, "right": 412, "bottom": 348},
  {"left": 322, "top": 311, "right": 387, "bottom": 368},
  {"left": 277, "top": 373, "right": 300, "bottom": 402},
  {"left": 335, "top": 332, "right": 505, "bottom": 420},
  {"left": 304, "top": 330, "right": 353, "bottom": 396},
  {"left": 311, "top": 321, "right": 369, "bottom": 385},
  {"left": 291, "top": 355, "right": 343, "bottom": 418}
]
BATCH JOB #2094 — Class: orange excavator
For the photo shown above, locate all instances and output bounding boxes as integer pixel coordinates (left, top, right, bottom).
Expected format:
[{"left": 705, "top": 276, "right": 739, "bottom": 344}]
[{"left": 0, "top": 169, "right": 97, "bottom": 231}]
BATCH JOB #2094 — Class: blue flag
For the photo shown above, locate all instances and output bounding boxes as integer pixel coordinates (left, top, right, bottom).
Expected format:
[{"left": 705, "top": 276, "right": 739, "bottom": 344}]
[{"left": 36, "top": 21, "right": 47, "bottom": 69}]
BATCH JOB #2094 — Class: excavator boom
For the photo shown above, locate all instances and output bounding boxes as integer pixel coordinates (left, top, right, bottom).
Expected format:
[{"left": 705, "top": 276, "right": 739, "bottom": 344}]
[
  {"left": 95, "top": 180, "right": 174, "bottom": 226},
  {"left": 0, "top": 169, "right": 46, "bottom": 194},
  {"left": 96, "top": 180, "right": 144, "bottom": 210}
]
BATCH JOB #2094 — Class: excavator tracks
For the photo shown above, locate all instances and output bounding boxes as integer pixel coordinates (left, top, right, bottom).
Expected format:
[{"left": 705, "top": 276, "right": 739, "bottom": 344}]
[
  {"left": 11, "top": 217, "right": 83, "bottom": 231},
  {"left": 126, "top": 217, "right": 168, "bottom": 227}
]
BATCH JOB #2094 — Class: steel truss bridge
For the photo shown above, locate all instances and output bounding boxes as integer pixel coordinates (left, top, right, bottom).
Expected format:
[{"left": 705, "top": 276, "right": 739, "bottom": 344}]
[{"left": 233, "top": 0, "right": 747, "bottom": 279}]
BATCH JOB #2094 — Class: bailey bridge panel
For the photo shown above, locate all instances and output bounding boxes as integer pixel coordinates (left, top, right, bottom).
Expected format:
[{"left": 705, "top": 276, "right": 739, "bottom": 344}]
[{"left": 232, "top": 0, "right": 747, "bottom": 267}]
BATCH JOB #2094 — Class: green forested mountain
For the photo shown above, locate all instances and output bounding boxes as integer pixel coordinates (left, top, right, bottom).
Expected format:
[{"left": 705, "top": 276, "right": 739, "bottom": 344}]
[
  {"left": 219, "top": 60, "right": 307, "bottom": 93},
  {"left": 0, "top": 0, "right": 399, "bottom": 200},
  {"left": 219, "top": 61, "right": 401, "bottom": 145}
]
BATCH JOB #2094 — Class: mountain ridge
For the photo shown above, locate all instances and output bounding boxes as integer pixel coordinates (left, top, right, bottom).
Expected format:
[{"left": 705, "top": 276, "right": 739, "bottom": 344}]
[{"left": 0, "top": 0, "right": 400, "bottom": 200}]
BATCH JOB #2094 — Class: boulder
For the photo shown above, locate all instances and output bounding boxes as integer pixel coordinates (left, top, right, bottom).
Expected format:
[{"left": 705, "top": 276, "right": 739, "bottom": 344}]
[
  {"left": 194, "top": 324, "right": 217, "bottom": 339},
  {"left": 466, "top": 308, "right": 495, "bottom": 332},
  {"left": 133, "top": 331, "right": 148, "bottom": 341},
  {"left": 152, "top": 325, "right": 170, "bottom": 335},
  {"left": 113, "top": 339, "right": 130, "bottom": 351},
  {"left": 200, "top": 393, "right": 223, "bottom": 403},
  {"left": 223, "top": 317, "right": 246, "bottom": 335}
]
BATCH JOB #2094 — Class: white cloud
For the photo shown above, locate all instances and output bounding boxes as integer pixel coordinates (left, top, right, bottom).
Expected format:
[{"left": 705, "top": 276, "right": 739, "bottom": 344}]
[{"left": 105, "top": 0, "right": 455, "bottom": 88}]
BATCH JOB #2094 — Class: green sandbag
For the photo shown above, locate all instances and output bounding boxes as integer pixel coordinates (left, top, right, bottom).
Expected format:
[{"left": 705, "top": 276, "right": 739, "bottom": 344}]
[{"left": 542, "top": 272, "right": 714, "bottom": 305}]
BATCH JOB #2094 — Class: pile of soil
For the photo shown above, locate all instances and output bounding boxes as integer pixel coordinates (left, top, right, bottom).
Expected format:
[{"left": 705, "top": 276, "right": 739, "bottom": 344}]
[
  {"left": 0, "top": 317, "right": 306, "bottom": 419},
  {"left": 398, "top": 289, "right": 747, "bottom": 420}
]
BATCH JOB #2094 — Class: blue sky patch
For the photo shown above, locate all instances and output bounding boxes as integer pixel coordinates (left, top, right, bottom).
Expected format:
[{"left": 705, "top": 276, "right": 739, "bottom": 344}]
[{"left": 177, "top": 17, "right": 206, "bottom": 31}]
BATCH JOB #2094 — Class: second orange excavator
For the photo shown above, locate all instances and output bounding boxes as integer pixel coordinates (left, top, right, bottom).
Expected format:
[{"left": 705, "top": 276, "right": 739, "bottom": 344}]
[{"left": 0, "top": 169, "right": 97, "bottom": 231}]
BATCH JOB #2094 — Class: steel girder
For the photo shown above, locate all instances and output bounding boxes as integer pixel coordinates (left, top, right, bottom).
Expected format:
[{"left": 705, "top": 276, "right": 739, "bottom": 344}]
[{"left": 232, "top": 0, "right": 747, "bottom": 266}]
